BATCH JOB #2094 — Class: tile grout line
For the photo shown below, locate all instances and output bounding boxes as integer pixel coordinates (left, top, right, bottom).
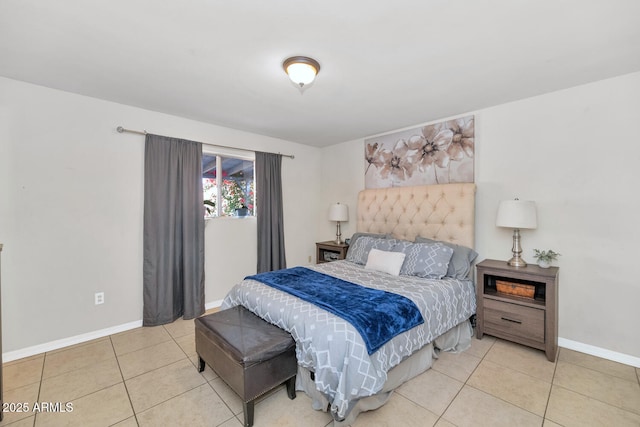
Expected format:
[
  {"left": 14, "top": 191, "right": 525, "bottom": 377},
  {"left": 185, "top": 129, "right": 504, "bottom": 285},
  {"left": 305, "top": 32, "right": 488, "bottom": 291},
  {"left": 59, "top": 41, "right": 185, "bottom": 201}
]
[
  {"left": 22, "top": 350, "right": 127, "bottom": 425},
  {"left": 122, "top": 324, "right": 194, "bottom": 421},
  {"left": 549, "top": 382, "right": 640, "bottom": 419},
  {"left": 443, "top": 337, "right": 560, "bottom": 425},
  {"left": 32, "top": 352, "right": 47, "bottom": 426},
  {"left": 111, "top": 337, "right": 174, "bottom": 359},
  {"left": 554, "top": 356, "right": 640, "bottom": 414},
  {"left": 467, "top": 341, "right": 556, "bottom": 424},
  {"left": 130, "top": 382, "right": 220, "bottom": 423},
  {"left": 540, "top": 347, "right": 561, "bottom": 423},
  {"left": 115, "top": 323, "right": 227, "bottom": 424},
  {"left": 392, "top": 338, "right": 492, "bottom": 425},
  {"left": 205, "top": 381, "right": 242, "bottom": 427},
  {"left": 559, "top": 357, "right": 640, "bottom": 384},
  {"left": 110, "top": 335, "right": 140, "bottom": 427},
  {"left": 431, "top": 336, "right": 497, "bottom": 426},
  {"left": 549, "top": 380, "right": 640, "bottom": 417},
  {"left": 32, "top": 345, "right": 124, "bottom": 426},
  {"left": 115, "top": 325, "right": 194, "bottom": 382},
  {"left": 11, "top": 325, "right": 637, "bottom": 426},
  {"left": 173, "top": 321, "right": 243, "bottom": 427},
  {"left": 204, "top": 374, "right": 242, "bottom": 426},
  {"left": 476, "top": 344, "right": 640, "bottom": 422}
]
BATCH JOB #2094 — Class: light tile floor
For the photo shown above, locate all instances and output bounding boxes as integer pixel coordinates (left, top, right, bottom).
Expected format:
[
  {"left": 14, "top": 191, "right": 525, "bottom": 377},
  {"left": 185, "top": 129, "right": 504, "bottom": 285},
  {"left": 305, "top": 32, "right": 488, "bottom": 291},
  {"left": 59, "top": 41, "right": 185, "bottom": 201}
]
[{"left": 2, "top": 314, "right": 639, "bottom": 427}]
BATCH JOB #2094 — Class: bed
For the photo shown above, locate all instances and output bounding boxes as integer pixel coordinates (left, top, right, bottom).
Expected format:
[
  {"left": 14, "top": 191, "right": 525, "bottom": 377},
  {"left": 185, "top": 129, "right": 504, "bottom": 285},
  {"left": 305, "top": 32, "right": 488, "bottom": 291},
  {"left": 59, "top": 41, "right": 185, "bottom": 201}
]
[{"left": 221, "top": 183, "right": 477, "bottom": 425}]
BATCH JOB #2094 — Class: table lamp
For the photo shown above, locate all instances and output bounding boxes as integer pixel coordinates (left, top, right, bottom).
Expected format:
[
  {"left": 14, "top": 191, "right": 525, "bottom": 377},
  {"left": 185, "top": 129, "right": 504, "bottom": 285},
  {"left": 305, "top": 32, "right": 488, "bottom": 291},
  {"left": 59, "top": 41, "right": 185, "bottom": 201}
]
[
  {"left": 329, "top": 203, "right": 349, "bottom": 244},
  {"left": 496, "top": 199, "right": 537, "bottom": 267}
]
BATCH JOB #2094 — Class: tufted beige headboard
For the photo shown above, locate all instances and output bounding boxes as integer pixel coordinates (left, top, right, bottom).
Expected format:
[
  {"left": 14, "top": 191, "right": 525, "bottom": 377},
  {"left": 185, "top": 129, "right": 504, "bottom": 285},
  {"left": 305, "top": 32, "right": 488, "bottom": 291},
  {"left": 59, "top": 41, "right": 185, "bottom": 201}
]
[{"left": 356, "top": 183, "right": 476, "bottom": 248}]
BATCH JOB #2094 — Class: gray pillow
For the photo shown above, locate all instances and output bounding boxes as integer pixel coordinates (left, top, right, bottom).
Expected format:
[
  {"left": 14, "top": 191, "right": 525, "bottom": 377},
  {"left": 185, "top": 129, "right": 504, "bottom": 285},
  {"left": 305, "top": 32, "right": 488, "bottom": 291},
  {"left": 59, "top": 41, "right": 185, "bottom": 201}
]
[
  {"left": 346, "top": 236, "right": 397, "bottom": 265},
  {"left": 346, "top": 232, "right": 390, "bottom": 260},
  {"left": 415, "top": 236, "right": 478, "bottom": 279},
  {"left": 348, "top": 232, "right": 390, "bottom": 246},
  {"left": 392, "top": 240, "right": 454, "bottom": 279}
]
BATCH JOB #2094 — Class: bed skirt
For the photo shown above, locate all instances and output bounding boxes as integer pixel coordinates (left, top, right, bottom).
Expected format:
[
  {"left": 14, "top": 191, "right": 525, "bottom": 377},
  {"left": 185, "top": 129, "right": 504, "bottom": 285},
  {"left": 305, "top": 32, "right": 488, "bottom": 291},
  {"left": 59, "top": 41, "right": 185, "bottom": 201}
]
[{"left": 295, "top": 319, "right": 473, "bottom": 426}]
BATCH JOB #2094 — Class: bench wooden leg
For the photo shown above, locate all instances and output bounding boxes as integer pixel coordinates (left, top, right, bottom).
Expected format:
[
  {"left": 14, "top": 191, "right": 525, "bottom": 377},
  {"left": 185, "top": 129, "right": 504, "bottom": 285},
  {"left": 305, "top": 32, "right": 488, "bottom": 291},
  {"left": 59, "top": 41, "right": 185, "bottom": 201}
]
[
  {"left": 286, "top": 376, "right": 296, "bottom": 400},
  {"left": 243, "top": 400, "right": 254, "bottom": 427},
  {"left": 197, "top": 356, "right": 205, "bottom": 373}
]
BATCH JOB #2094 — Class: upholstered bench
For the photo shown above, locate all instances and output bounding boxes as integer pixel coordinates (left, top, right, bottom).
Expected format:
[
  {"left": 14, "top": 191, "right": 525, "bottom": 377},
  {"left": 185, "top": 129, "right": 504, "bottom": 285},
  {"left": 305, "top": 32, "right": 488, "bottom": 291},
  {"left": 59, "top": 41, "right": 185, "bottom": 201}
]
[{"left": 195, "top": 306, "right": 297, "bottom": 427}]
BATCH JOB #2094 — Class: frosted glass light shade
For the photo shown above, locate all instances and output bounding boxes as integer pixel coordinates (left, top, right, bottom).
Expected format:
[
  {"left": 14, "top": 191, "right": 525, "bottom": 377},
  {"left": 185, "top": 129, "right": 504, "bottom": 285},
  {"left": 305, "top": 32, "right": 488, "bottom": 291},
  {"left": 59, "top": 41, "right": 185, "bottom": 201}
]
[
  {"left": 283, "top": 56, "right": 320, "bottom": 88},
  {"left": 329, "top": 203, "right": 349, "bottom": 222},
  {"left": 496, "top": 200, "right": 537, "bottom": 229},
  {"left": 286, "top": 63, "right": 316, "bottom": 85}
]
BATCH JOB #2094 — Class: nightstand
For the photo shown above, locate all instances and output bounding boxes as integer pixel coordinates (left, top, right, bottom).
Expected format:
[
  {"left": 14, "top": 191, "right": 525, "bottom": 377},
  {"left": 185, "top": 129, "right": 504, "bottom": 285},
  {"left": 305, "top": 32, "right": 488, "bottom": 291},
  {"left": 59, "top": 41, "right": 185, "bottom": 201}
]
[
  {"left": 316, "top": 241, "right": 349, "bottom": 264},
  {"left": 476, "top": 259, "right": 559, "bottom": 362}
]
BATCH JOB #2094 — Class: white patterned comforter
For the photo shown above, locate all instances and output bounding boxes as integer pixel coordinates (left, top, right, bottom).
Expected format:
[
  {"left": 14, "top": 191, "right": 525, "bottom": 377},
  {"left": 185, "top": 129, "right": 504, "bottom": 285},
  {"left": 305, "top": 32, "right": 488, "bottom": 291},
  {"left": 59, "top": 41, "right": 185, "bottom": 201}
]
[{"left": 221, "top": 260, "right": 476, "bottom": 420}]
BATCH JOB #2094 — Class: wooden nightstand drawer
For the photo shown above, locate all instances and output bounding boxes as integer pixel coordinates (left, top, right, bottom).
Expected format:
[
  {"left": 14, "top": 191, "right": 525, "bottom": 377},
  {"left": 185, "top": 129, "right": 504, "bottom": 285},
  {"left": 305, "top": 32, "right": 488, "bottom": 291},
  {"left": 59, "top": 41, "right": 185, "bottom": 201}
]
[
  {"left": 316, "top": 241, "right": 349, "bottom": 264},
  {"left": 476, "top": 259, "right": 558, "bottom": 361},
  {"left": 483, "top": 298, "right": 545, "bottom": 344}
]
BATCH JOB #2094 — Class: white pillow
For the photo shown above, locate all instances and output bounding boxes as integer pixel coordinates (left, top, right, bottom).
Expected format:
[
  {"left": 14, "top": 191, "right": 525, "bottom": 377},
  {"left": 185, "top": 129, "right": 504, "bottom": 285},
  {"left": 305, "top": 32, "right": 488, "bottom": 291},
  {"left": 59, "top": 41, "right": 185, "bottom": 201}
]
[{"left": 364, "top": 248, "right": 406, "bottom": 276}]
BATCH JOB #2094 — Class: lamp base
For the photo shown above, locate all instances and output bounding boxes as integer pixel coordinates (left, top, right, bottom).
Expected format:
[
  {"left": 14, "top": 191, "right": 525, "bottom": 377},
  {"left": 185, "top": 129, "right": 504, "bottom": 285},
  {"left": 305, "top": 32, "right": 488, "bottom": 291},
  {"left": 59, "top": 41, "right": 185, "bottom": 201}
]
[
  {"left": 335, "top": 221, "right": 343, "bottom": 244},
  {"left": 507, "top": 228, "right": 527, "bottom": 267},
  {"left": 506, "top": 256, "right": 527, "bottom": 268}
]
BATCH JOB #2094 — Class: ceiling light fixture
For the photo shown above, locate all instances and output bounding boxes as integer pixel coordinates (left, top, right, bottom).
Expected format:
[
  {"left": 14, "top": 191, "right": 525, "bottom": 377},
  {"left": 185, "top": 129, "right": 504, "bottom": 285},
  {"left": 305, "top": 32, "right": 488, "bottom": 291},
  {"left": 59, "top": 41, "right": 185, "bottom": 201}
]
[{"left": 282, "top": 56, "right": 321, "bottom": 89}]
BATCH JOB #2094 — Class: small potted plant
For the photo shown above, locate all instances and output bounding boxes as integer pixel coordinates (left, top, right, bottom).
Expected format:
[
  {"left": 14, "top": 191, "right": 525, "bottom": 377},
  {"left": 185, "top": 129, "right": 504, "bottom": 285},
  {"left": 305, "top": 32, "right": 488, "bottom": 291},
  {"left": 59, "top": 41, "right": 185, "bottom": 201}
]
[
  {"left": 533, "top": 249, "right": 560, "bottom": 268},
  {"left": 235, "top": 204, "right": 249, "bottom": 217}
]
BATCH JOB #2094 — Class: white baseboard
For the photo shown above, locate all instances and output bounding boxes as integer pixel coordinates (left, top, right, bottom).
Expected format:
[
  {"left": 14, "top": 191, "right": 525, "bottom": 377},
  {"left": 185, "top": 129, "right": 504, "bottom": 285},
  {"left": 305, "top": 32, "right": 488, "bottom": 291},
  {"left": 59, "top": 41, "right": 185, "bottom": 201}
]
[
  {"left": 6, "top": 310, "right": 637, "bottom": 368},
  {"left": 559, "top": 337, "right": 640, "bottom": 368},
  {"left": 2, "top": 320, "right": 142, "bottom": 363},
  {"left": 3, "top": 301, "right": 226, "bottom": 363},
  {"left": 205, "top": 299, "right": 224, "bottom": 310}
]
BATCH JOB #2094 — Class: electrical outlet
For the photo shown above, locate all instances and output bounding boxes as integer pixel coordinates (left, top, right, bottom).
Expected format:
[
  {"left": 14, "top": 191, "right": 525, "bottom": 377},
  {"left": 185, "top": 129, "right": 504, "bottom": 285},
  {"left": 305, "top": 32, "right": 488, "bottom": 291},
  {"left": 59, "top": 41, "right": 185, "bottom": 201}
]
[
  {"left": 95, "top": 292, "right": 104, "bottom": 305},
  {"left": 308, "top": 255, "right": 312, "bottom": 263}
]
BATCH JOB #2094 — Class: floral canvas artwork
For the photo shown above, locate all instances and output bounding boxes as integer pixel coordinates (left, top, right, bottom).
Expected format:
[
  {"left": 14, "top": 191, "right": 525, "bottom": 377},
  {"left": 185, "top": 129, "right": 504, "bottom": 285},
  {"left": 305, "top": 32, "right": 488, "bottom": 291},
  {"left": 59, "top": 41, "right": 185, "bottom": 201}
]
[{"left": 365, "top": 115, "right": 474, "bottom": 188}]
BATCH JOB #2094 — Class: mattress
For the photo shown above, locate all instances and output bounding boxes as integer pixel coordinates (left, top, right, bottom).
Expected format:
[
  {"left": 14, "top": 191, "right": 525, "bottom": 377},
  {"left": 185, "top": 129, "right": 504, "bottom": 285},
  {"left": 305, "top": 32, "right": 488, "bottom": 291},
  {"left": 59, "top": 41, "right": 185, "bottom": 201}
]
[{"left": 221, "top": 259, "right": 476, "bottom": 421}]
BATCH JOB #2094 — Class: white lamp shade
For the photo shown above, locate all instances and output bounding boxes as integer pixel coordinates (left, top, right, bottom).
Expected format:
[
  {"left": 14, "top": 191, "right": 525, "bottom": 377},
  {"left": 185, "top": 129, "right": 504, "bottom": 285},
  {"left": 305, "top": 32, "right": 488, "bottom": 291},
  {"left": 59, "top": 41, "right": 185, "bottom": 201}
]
[
  {"left": 496, "top": 200, "right": 537, "bottom": 229},
  {"left": 329, "top": 203, "right": 349, "bottom": 222}
]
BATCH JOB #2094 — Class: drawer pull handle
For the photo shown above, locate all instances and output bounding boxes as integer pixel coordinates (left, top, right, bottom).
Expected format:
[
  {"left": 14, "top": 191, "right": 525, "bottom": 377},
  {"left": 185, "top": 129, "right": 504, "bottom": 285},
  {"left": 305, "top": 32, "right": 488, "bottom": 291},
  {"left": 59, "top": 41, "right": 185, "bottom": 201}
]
[{"left": 501, "top": 317, "right": 522, "bottom": 324}]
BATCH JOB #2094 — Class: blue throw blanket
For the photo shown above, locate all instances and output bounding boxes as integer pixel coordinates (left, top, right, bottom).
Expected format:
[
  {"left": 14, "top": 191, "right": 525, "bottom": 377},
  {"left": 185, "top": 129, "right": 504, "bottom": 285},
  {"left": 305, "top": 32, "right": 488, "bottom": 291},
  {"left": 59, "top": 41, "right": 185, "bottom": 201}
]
[{"left": 245, "top": 267, "right": 424, "bottom": 354}]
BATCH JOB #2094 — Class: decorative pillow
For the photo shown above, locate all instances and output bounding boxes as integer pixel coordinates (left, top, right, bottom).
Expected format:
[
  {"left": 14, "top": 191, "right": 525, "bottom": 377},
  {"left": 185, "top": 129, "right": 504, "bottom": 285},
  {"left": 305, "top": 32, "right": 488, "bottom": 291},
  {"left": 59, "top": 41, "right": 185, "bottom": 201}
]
[
  {"left": 364, "top": 249, "right": 406, "bottom": 276},
  {"left": 346, "top": 236, "right": 397, "bottom": 265},
  {"left": 392, "top": 240, "right": 454, "bottom": 279},
  {"left": 415, "top": 236, "right": 478, "bottom": 279},
  {"left": 346, "top": 232, "right": 390, "bottom": 257},
  {"left": 348, "top": 232, "right": 390, "bottom": 246}
]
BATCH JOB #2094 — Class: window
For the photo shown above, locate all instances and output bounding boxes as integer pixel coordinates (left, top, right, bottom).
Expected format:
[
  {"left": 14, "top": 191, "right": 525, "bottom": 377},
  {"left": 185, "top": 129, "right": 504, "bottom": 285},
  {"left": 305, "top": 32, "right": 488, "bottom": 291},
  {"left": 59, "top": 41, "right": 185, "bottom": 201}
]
[{"left": 203, "top": 153, "right": 255, "bottom": 217}]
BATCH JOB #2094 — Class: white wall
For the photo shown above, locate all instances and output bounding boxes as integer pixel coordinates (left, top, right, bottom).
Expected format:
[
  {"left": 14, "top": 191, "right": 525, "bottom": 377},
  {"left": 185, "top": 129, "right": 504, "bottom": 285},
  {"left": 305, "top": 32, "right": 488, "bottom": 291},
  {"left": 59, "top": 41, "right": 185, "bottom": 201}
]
[
  {"left": 320, "top": 71, "right": 640, "bottom": 364},
  {"left": 318, "top": 141, "right": 364, "bottom": 242},
  {"left": 0, "top": 77, "right": 322, "bottom": 355},
  {"left": 4, "top": 71, "right": 640, "bottom": 365}
]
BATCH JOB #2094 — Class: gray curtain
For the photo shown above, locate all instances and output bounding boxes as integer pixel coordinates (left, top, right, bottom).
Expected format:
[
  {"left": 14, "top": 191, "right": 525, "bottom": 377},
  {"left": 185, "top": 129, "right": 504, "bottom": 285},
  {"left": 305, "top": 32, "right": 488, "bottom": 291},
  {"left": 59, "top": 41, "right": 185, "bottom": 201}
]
[
  {"left": 143, "top": 134, "right": 205, "bottom": 326},
  {"left": 256, "top": 151, "right": 286, "bottom": 272}
]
